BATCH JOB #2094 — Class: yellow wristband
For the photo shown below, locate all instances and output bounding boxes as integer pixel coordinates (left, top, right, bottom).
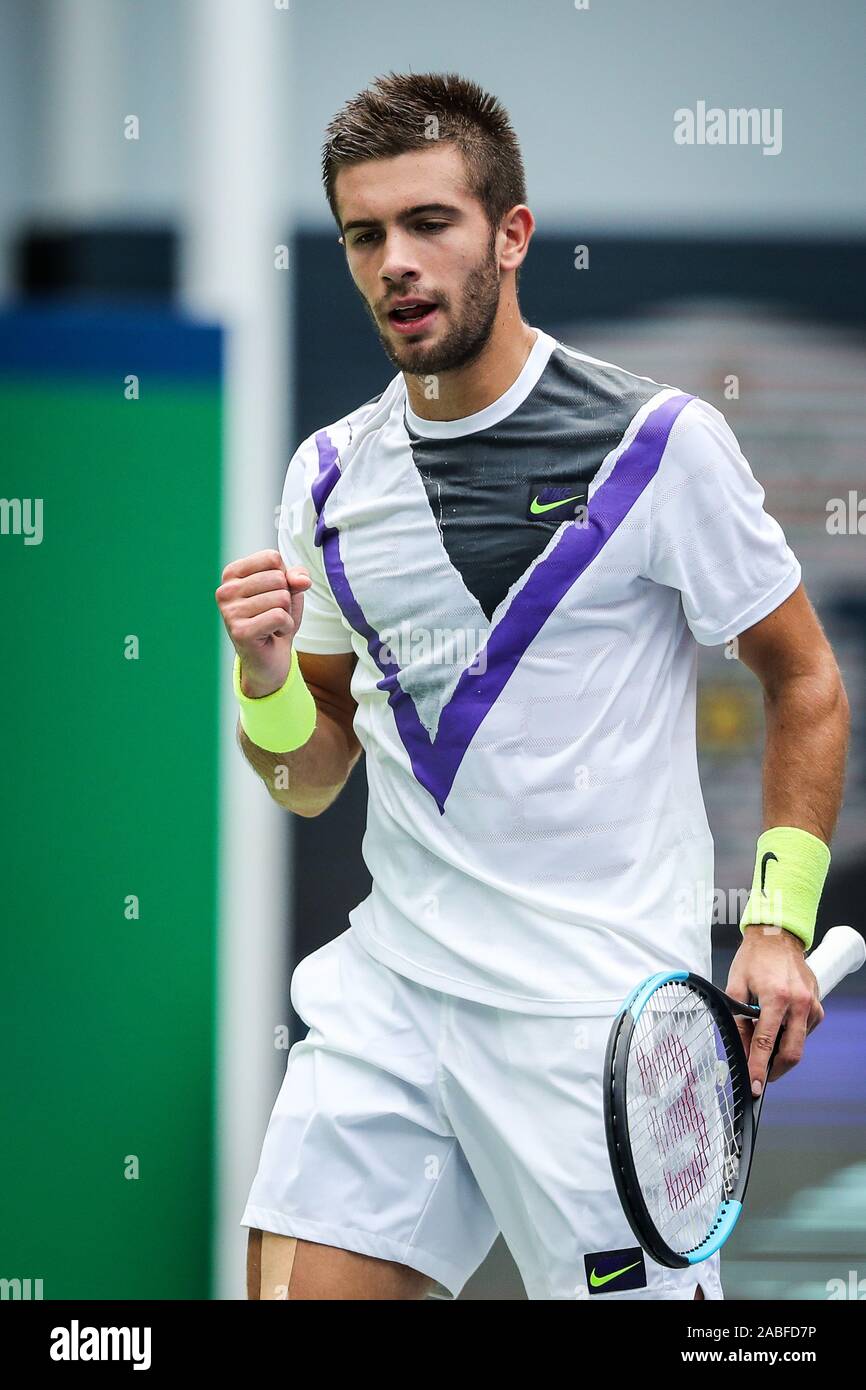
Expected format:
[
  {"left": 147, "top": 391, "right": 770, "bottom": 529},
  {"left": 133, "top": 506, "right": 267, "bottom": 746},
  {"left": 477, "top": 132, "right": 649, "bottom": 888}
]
[
  {"left": 232, "top": 647, "right": 317, "bottom": 753},
  {"left": 739, "top": 826, "right": 830, "bottom": 951}
]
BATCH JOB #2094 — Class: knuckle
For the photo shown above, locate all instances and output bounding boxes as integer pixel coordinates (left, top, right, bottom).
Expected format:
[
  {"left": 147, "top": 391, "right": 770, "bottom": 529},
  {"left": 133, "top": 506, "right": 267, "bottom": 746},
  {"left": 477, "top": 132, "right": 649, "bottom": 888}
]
[{"left": 764, "top": 985, "right": 787, "bottom": 1003}]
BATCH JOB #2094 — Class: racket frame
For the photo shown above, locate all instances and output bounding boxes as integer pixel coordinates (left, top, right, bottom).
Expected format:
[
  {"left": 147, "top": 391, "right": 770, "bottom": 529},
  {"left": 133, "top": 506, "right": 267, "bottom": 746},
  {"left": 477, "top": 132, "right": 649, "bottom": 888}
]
[{"left": 603, "top": 969, "right": 762, "bottom": 1269}]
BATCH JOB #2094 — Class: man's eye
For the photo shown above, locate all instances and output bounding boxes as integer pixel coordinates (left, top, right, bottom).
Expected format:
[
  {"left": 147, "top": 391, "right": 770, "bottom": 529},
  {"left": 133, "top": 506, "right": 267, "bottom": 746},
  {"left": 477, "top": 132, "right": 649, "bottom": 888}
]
[{"left": 352, "top": 222, "right": 448, "bottom": 247}]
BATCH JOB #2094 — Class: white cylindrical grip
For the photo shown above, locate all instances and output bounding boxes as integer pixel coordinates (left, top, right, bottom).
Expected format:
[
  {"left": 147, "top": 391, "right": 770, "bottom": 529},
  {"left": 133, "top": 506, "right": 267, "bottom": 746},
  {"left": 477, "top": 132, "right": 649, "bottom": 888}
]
[{"left": 807, "top": 926, "right": 866, "bottom": 1000}]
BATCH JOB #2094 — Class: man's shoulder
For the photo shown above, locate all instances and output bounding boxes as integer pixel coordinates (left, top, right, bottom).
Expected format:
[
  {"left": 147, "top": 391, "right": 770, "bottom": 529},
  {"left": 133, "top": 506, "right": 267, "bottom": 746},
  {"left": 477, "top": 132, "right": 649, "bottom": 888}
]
[
  {"left": 544, "top": 334, "right": 735, "bottom": 443},
  {"left": 312, "top": 373, "right": 405, "bottom": 453},
  {"left": 286, "top": 373, "right": 405, "bottom": 485},
  {"left": 541, "top": 333, "right": 682, "bottom": 419}
]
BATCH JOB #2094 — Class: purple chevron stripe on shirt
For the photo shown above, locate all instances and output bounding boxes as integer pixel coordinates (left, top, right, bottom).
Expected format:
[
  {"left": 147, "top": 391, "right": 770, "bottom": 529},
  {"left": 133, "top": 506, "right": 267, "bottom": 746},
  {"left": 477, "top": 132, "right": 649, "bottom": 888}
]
[{"left": 312, "top": 390, "right": 694, "bottom": 812}]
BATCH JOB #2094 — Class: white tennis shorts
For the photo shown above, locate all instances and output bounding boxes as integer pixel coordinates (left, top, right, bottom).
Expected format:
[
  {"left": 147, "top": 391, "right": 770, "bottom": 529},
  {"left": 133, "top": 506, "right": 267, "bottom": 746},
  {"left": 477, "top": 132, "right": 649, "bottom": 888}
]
[{"left": 241, "top": 926, "right": 724, "bottom": 1301}]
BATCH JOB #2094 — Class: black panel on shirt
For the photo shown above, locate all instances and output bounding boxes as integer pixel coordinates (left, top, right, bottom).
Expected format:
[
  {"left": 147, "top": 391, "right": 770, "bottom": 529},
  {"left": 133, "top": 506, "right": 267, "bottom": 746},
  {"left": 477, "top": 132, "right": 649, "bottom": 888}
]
[{"left": 403, "top": 347, "right": 664, "bottom": 622}]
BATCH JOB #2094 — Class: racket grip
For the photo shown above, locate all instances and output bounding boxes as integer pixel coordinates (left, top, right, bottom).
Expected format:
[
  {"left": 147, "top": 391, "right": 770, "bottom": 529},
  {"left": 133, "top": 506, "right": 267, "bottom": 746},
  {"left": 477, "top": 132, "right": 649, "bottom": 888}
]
[{"left": 806, "top": 925, "right": 866, "bottom": 1000}]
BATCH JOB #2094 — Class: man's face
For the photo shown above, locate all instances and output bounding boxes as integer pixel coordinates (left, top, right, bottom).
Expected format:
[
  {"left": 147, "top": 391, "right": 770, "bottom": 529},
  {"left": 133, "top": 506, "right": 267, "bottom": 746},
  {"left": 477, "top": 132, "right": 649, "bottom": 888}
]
[{"left": 335, "top": 143, "right": 503, "bottom": 376}]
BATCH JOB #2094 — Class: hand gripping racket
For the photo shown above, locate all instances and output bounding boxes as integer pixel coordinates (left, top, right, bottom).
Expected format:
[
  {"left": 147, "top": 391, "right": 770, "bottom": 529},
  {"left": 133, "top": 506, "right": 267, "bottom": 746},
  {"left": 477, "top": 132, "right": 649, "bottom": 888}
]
[{"left": 603, "top": 924, "right": 866, "bottom": 1269}]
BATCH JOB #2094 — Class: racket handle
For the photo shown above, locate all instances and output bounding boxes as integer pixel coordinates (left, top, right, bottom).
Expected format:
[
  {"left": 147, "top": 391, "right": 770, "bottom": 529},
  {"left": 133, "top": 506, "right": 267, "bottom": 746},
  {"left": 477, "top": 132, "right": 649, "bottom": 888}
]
[{"left": 806, "top": 925, "right": 866, "bottom": 1000}]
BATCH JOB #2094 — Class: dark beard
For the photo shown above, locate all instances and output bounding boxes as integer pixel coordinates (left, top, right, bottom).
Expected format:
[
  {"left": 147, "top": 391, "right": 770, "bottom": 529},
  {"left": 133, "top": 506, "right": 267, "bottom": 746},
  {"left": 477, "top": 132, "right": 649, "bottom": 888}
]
[{"left": 365, "top": 233, "right": 502, "bottom": 377}]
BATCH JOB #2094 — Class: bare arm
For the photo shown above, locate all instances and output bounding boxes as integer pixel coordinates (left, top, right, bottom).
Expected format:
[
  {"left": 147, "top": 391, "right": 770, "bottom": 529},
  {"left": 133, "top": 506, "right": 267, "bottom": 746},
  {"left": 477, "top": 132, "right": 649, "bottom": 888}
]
[
  {"left": 735, "top": 581, "right": 850, "bottom": 844},
  {"left": 725, "top": 581, "right": 850, "bottom": 1087},
  {"left": 237, "top": 649, "right": 363, "bottom": 817}
]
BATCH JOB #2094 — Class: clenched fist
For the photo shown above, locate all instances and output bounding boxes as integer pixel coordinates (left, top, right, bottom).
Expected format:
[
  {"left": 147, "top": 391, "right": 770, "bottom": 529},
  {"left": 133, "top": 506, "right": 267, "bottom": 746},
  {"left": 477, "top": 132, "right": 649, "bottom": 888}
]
[{"left": 215, "top": 549, "right": 312, "bottom": 698}]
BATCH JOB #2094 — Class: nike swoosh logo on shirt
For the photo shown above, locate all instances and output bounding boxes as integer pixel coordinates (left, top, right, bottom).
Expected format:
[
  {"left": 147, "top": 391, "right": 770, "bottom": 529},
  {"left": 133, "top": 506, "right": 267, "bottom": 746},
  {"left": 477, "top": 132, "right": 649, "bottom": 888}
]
[
  {"left": 589, "top": 1260, "right": 641, "bottom": 1288},
  {"left": 530, "top": 493, "right": 584, "bottom": 515}
]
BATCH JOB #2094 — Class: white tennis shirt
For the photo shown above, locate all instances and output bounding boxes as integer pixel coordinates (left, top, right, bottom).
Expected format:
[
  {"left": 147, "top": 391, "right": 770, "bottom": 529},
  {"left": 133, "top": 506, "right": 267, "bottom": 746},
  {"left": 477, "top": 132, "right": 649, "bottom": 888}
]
[{"left": 277, "top": 326, "right": 801, "bottom": 1013}]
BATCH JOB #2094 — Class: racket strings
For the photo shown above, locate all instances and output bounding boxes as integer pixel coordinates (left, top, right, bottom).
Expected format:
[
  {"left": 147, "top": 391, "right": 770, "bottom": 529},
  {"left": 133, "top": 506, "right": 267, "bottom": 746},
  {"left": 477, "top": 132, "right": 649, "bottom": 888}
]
[{"left": 623, "top": 981, "right": 744, "bottom": 1255}]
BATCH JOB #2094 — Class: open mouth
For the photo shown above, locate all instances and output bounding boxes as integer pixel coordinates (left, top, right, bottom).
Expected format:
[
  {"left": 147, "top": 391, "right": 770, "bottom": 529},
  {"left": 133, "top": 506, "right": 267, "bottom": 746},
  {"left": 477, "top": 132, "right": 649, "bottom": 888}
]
[{"left": 388, "top": 301, "right": 439, "bottom": 332}]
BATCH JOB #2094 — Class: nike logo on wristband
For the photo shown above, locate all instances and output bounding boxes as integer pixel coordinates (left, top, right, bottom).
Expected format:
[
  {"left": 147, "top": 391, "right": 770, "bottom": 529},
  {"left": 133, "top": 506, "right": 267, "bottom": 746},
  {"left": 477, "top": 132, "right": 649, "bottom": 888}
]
[{"left": 760, "top": 851, "right": 779, "bottom": 896}]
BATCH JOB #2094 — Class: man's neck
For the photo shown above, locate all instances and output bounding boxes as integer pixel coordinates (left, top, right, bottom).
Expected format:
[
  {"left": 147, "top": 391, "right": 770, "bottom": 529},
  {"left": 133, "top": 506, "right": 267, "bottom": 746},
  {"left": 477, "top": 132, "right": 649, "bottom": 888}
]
[{"left": 403, "top": 309, "right": 537, "bottom": 423}]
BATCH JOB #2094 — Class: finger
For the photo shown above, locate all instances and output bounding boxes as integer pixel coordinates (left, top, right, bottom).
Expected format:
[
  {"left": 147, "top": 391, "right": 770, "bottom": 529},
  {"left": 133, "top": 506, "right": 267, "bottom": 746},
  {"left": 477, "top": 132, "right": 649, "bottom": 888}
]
[
  {"left": 228, "top": 590, "right": 293, "bottom": 623},
  {"left": 217, "top": 569, "right": 289, "bottom": 602},
  {"left": 218, "top": 568, "right": 311, "bottom": 602},
  {"left": 724, "top": 968, "right": 754, "bottom": 1058},
  {"left": 235, "top": 608, "right": 296, "bottom": 642},
  {"left": 768, "top": 996, "right": 811, "bottom": 1081},
  {"left": 748, "top": 1001, "right": 786, "bottom": 1096},
  {"left": 222, "top": 550, "right": 285, "bottom": 581},
  {"left": 734, "top": 1014, "right": 754, "bottom": 1060},
  {"left": 806, "top": 999, "right": 825, "bottom": 1037}
]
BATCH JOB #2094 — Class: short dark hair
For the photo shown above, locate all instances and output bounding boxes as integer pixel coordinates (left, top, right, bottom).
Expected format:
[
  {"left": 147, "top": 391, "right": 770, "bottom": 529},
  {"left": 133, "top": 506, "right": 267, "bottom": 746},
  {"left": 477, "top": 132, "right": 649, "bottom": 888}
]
[{"left": 322, "top": 71, "right": 527, "bottom": 236}]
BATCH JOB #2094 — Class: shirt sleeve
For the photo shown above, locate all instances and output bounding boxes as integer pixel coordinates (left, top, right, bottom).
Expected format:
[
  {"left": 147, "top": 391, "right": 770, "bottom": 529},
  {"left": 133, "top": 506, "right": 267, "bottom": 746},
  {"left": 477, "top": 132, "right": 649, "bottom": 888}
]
[
  {"left": 643, "top": 395, "right": 801, "bottom": 645},
  {"left": 277, "top": 440, "right": 355, "bottom": 655}
]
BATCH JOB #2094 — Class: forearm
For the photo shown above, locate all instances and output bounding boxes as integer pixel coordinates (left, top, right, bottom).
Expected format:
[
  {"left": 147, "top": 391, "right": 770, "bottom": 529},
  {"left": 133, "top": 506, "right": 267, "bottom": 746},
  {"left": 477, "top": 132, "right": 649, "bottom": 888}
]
[
  {"left": 726, "top": 590, "right": 844, "bottom": 1085},
  {"left": 730, "top": 670, "right": 844, "bottom": 1086},
  {"left": 758, "top": 663, "right": 849, "bottom": 843},
  {"left": 237, "top": 708, "right": 360, "bottom": 817}
]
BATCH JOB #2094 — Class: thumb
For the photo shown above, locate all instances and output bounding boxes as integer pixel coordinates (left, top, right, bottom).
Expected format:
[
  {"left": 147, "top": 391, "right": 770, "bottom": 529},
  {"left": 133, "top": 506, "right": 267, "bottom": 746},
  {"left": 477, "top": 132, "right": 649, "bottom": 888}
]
[{"left": 285, "top": 566, "right": 311, "bottom": 632}]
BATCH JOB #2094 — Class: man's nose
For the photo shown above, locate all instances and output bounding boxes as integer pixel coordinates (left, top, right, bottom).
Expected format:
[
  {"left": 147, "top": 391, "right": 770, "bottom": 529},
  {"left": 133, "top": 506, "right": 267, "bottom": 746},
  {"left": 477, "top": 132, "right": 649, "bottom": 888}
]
[{"left": 378, "top": 231, "right": 422, "bottom": 285}]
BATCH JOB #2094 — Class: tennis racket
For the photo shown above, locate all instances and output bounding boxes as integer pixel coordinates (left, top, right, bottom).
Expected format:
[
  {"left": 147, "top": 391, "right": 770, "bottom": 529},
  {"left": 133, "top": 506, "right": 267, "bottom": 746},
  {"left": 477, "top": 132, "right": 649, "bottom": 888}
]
[{"left": 603, "top": 924, "right": 866, "bottom": 1268}]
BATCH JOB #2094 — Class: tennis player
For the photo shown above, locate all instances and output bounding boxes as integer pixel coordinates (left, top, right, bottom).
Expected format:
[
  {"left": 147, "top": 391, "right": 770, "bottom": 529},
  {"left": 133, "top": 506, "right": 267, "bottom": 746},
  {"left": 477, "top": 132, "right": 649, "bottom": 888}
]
[{"left": 215, "top": 73, "right": 849, "bottom": 1301}]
